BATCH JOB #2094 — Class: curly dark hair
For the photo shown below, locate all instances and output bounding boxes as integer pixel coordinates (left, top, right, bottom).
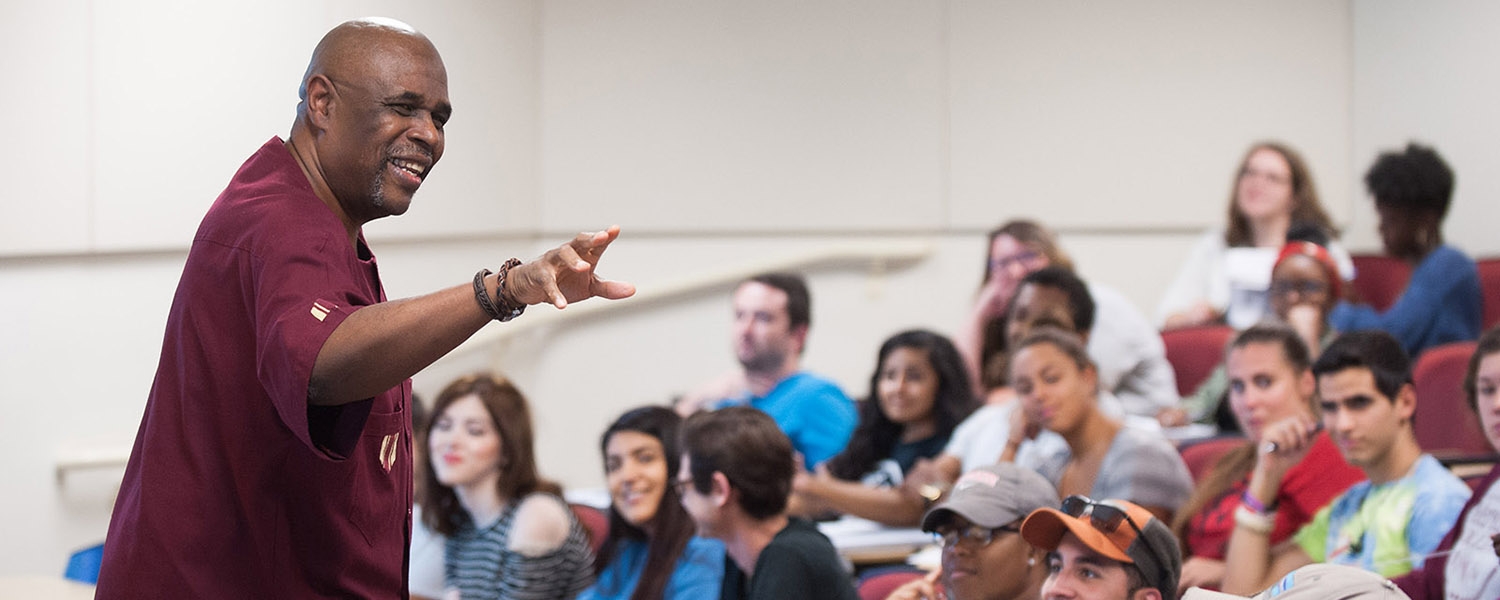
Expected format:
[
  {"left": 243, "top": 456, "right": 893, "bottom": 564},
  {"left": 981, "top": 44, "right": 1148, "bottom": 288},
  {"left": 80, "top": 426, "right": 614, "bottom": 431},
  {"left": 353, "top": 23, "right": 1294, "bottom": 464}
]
[
  {"left": 824, "top": 330, "right": 978, "bottom": 481},
  {"left": 1364, "top": 142, "right": 1455, "bottom": 220}
]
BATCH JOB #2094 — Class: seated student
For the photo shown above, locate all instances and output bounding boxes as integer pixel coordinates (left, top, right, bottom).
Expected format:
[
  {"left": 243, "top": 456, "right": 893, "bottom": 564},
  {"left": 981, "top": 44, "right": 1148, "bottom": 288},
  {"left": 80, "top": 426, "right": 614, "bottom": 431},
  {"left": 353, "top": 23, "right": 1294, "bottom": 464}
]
[
  {"left": 1171, "top": 324, "right": 1365, "bottom": 593},
  {"left": 420, "top": 374, "right": 594, "bottom": 600},
  {"left": 957, "top": 219, "right": 1178, "bottom": 417},
  {"left": 1329, "top": 143, "right": 1481, "bottom": 357},
  {"left": 1008, "top": 328, "right": 1194, "bottom": 523},
  {"left": 1164, "top": 225, "right": 1345, "bottom": 427},
  {"left": 408, "top": 394, "right": 446, "bottom": 600},
  {"left": 886, "top": 463, "right": 1060, "bottom": 600},
  {"left": 791, "top": 329, "right": 978, "bottom": 526},
  {"left": 677, "top": 406, "right": 858, "bottom": 600},
  {"left": 1221, "top": 331, "right": 1472, "bottom": 593},
  {"left": 1394, "top": 326, "right": 1500, "bottom": 599},
  {"left": 674, "top": 272, "right": 857, "bottom": 469},
  {"left": 904, "top": 268, "right": 1152, "bottom": 508},
  {"left": 1020, "top": 496, "right": 1184, "bottom": 600},
  {"left": 580, "top": 406, "right": 724, "bottom": 600}
]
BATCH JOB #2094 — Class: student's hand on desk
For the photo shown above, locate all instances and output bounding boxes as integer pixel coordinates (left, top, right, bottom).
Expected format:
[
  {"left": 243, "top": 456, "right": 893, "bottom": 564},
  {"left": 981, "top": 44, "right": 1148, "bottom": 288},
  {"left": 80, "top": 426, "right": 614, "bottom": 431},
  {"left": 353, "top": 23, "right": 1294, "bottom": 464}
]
[
  {"left": 506, "top": 226, "right": 635, "bottom": 309},
  {"left": 885, "top": 569, "right": 941, "bottom": 600},
  {"left": 1178, "top": 557, "right": 1227, "bottom": 594}
]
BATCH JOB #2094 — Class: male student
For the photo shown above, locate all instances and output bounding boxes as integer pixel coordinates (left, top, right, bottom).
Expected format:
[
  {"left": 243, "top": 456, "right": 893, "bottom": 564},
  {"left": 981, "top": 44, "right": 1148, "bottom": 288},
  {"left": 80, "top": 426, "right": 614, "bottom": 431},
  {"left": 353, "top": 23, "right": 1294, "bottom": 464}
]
[
  {"left": 678, "top": 406, "right": 858, "bottom": 600},
  {"left": 1020, "top": 496, "right": 1183, "bottom": 600},
  {"left": 1221, "top": 330, "right": 1470, "bottom": 593}
]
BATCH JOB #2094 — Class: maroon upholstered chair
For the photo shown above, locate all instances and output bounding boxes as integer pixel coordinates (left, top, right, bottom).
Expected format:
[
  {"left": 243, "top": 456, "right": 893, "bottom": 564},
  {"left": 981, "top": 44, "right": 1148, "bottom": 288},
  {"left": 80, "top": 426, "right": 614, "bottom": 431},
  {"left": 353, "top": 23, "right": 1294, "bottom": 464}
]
[
  {"left": 1411, "top": 341, "right": 1493, "bottom": 463},
  {"left": 569, "top": 503, "right": 610, "bottom": 554},
  {"left": 1179, "top": 437, "right": 1250, "bottom": 485},
  {"left": 1475, "top": 257, "right": 1500, "bottom": 330},
  {"left": 1349, "top": 254, "right": 1413, "bottom": 313},
  {"left": 1161, "top": 325, "right": 1236, "bottom": 397}
]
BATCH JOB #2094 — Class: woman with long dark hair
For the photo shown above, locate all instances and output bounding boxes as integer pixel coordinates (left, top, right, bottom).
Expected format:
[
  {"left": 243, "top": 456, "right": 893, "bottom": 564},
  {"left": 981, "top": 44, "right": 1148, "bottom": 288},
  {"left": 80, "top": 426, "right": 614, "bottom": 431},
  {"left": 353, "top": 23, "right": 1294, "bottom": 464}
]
[
  {"left": 790, "top": 329, "right": 977, "bottom": 526},
  {"left": 579, "top": 407, "right": 724, "bottom": 600},
  {"left": 420, "top": 373, "right": 593, "bottom": 600}
]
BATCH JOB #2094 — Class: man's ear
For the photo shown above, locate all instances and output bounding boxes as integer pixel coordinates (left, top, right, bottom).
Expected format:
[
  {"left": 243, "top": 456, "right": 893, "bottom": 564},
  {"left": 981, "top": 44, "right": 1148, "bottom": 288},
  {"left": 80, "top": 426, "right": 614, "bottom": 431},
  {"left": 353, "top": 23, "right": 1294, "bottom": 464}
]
[
  {"left": 790, "top": 324, "right": 810, "bottom": 353},
  {"left": 1298, "top": 370, "right": 1317, "bottom": 406},
  {"left": 302, "top": 74, "right": 336, "bottom": 130},
  {"left": 1131, "top": 587, "right": 1163, "bottom": 600},
  {"left": 1395, "top": 382, "right": 1418, "bottom": 421},
  {"left": 710, "top": 471, "right": 733, "bottom": 509}
]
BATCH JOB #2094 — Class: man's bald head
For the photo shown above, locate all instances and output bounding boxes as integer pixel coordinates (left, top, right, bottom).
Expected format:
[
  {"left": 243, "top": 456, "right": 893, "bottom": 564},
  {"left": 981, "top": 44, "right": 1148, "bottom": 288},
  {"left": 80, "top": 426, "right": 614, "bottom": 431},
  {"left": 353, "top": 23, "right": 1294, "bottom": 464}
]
[{"left": 298, "top": 18, "right": 440, "bottom": 106}]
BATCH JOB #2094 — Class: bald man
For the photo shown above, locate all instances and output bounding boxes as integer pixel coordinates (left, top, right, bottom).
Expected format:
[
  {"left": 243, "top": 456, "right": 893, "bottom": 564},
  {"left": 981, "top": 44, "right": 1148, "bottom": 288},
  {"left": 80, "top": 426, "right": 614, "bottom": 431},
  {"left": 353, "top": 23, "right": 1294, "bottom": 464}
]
[{"left": 97, "top": 19, "right": 632, "bottom": 597}]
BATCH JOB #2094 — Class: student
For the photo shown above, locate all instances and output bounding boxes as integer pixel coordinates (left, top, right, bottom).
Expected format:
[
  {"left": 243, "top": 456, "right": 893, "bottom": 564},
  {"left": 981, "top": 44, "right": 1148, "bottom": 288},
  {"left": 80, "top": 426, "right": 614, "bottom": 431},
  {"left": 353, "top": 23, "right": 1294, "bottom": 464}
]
[
  {"left": 1165, "top": 226, "right": 1346, "bottom": 428},
  {"left": 421, "top": 374, "right": 594, "bottom": 600},
  {"left": 1329, "top": 143, "right": 1481, "bottom": 357},
  {"left": 676, "top": 272, "right": 857, "bottom": 468},
  {"left": 887, "top": 463, "right": 1060, "bottom": 600},
  {"left": 1159, "top": 142, "right": 1350, "bottom": 330},
  {"left": 1021, "top": 496, "right": 1184, "bottom": 600},
  {"left": 1171, "top": 324, "right": 1364, "bottom": 593},
  {"left": 1186, "top": 564, "right": 1413, "bottom": 599},
  {"left": 1008, "top": 328, "right": 1194, "bottom": 523},
  {"left": 957, "top": 220, "right": 1178, "bottom": 418},
  {"left": 581, "top": 407, "right": 724, "bottom": 600},
  {"left": 1394, "top": 326, "right": 1500, "bottom": 599},
  {"left": 678, "top": 406, "right": 858, "bottom": 600},
  {"left": 1221, "top": 331, "right": 1471, "bottom": 592},
  {"left": 792, "top": 329, "right": 978, "bottom": 526}
]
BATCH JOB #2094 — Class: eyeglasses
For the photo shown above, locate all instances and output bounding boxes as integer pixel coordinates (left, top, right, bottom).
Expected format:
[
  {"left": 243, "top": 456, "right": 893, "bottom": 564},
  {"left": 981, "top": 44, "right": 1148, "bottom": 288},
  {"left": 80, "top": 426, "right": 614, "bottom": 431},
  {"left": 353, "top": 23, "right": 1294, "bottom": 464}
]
[
  {"left": 673, "top": 478, "right": 695, "bottom": 496},
  {"left": 1238, "top": 167, "right": 1290, "bottom": 186},
  {"left": 933, "top": 522, "right": 1021, "bottom": 548},
  {"left": 1059, "top": 496, "right": 1172, "bottom": 587},
  {"left": 990, "top": 250, "right": 1043, "bottom": 274},
  {"left": 1270, "top": 280, "right": 1328, "bottom": 296}
]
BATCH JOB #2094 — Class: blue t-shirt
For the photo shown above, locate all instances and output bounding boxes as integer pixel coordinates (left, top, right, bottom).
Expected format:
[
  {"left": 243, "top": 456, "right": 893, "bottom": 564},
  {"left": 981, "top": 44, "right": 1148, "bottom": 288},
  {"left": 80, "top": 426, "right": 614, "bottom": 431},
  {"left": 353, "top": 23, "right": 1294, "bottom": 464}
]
[
  {"left": 1329, "top": 244, "right": 1481, "bottom": 357},
  {"left": 578, "top": 536, "right": 725, "bottom": 600},
  {"left": 717, "top": 372, "right": 856, "bottom": 469},
  {"left": 1294, "top": 454, "right": 1471, "bottom": 578}
]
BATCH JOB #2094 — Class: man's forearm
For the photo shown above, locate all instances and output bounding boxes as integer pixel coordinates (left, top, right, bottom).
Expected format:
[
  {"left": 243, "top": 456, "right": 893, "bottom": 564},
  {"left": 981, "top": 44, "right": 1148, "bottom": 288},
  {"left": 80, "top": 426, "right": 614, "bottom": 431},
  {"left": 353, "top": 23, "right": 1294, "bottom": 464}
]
[{"left": 308, "top": 280, "right": 490, "bottom": 406}]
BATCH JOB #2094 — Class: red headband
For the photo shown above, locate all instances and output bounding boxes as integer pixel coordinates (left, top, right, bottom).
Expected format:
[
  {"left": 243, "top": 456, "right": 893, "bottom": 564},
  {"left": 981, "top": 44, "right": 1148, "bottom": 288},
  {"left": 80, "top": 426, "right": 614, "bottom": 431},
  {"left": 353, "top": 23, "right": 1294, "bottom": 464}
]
[{"left": 1274, "top": 241, "right": 1341, "bottom": 299}]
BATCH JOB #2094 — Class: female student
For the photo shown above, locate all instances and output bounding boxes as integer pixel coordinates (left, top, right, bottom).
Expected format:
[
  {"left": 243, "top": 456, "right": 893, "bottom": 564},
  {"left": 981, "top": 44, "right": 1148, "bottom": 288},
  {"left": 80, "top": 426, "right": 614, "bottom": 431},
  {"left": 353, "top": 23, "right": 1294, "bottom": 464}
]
[
  {"left": 1159, "top": 142, "right": 1349, "bottom": 330},
  {"left": 791, "top": 330, "right": 977, "bottom": 526},
  {"left": 1171, "top": 324, "right": 1363, "bottom": 593},
  {"left": 1007, "top": 328, "right": 1193, "bottom": 522},
  {"left": 580, "top": 406, "right": 725, "bottom": 600},
  {"left": 420, "top": 374, "right": 594, "bottom": 600}
]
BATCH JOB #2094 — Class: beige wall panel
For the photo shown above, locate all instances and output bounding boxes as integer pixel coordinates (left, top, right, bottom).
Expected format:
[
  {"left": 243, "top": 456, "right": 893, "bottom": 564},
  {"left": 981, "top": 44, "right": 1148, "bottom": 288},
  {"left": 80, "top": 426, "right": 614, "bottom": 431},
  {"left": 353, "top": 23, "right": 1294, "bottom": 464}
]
[
  {"left": 538, "top": 1, "right": 948, "bottom": 233},
  {"left": 948, "top": 1, "right": 1354, "bottom": 231}
]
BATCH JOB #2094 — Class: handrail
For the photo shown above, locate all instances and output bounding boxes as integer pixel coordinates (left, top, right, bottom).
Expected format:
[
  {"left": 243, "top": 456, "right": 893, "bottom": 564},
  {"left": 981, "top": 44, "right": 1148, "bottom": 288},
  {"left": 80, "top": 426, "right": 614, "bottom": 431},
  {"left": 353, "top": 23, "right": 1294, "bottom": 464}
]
[
  {"left": 447, "top": 239, "right": 935, "bottom": 355},
  {"left": 52, "top": 240, "right": 934, "bottom": 483}
]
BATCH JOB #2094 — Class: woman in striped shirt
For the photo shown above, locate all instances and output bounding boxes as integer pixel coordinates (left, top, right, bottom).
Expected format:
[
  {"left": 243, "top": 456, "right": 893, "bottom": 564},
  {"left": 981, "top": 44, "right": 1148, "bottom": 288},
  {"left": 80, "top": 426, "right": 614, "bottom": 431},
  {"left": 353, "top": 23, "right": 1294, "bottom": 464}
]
[{"left": 420, "top": 373, "right": 594, "bottom": 600}]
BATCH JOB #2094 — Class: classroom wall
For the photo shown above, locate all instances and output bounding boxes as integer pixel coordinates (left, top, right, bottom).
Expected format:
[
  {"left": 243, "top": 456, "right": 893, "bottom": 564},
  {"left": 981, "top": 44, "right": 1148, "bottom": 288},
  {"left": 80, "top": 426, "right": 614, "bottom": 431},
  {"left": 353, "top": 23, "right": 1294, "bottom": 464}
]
[{"left": 3, "top": 0, "right": 1497, "bottom": 577}]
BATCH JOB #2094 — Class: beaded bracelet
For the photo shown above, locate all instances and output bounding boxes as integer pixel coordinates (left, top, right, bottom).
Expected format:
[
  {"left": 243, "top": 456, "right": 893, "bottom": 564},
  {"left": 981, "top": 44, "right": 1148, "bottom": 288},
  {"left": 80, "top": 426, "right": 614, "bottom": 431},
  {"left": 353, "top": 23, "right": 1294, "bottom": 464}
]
[
  {"left": 1241, "top": 490, "right": 1274, "bottom": 515},
  {"left": 472, "top": 258, "right": 526, "bottom": 322}
]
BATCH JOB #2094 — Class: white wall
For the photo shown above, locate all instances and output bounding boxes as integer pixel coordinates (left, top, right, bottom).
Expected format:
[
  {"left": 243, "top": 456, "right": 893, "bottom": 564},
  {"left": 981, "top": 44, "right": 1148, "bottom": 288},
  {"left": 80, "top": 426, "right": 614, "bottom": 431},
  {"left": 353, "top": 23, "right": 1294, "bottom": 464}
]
[{"left": 3, "top": 0, "right": 1497, "bottom": 577}]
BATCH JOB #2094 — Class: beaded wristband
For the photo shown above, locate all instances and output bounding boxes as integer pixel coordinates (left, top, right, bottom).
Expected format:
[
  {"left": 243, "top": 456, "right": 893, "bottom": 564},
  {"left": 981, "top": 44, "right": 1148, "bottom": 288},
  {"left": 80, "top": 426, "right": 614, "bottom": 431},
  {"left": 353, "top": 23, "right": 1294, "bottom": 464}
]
[
  {"left": 493, "top": 258, "right": 525, "bottom": 322},
  {"left": 1241, "top": 490, "right": 1274, "bottom": 515}
]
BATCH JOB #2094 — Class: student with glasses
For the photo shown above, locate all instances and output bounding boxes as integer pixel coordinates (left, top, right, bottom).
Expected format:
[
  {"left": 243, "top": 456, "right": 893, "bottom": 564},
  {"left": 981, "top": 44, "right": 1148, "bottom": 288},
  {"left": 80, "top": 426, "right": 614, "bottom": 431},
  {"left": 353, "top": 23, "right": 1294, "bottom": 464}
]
[
  {"left": 1166, "top": 226, "right": 1346, "bottom": 429},
  {"left": 1019, "top": 496, "right": 1183, "bottom": 600},
  {"left": 1158, "top": 142, "right": 1351, "bottom": 331},
  {"left": 957, "top": 219, "right": 1176, "bottom": 421},
  {"left": 887, "top": 463, "right": 1060, "bottom": 600}
]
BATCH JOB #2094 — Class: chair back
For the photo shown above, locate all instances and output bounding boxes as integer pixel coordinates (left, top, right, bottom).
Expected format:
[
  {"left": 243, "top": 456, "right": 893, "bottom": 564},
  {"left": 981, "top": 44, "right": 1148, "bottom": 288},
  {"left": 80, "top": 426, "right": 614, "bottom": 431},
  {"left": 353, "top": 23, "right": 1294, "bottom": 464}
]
[
  {"left": 1349, "top": 254, "right": 1412, "bottom": 312},
  {"left": 1162, "top": 325, "right": 1236, "bottom": 397},
  {"left": 1476, "top": 257, "right": 1500, "bottom": 330},
  {"left": 1412, "top": 341, "right": 1492, "bottom": 462},
  {"left": 570, "top": 503, "right": 611, "bottom": 554},
  {"left": 1179, "top": 437, "right": 1249, "bottom": 485},
  {"left": 64, "top": 543, "right": 104, "bottom": 584},
  {"left": 858, "top": 568, "right": 929, "bottom": 600}
]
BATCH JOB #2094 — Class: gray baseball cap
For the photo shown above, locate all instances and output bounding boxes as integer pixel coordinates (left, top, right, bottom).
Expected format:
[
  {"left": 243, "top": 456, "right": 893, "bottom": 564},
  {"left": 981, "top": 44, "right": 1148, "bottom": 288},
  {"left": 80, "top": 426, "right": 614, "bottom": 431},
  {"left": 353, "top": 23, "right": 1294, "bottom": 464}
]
[
  {"left": 1183, "top": 564, "right": 1411, "bottom": 600},
  {"left": 920, "top": 463, "right": 1059, "bottom": 531}
]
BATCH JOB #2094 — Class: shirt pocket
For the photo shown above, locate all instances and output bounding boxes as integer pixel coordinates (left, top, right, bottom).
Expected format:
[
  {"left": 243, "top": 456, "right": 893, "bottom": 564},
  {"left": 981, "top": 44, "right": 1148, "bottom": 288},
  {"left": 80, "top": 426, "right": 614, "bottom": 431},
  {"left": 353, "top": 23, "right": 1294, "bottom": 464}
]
[{"left": 348, "top": 404, "right": 408, "bottom": 547}]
